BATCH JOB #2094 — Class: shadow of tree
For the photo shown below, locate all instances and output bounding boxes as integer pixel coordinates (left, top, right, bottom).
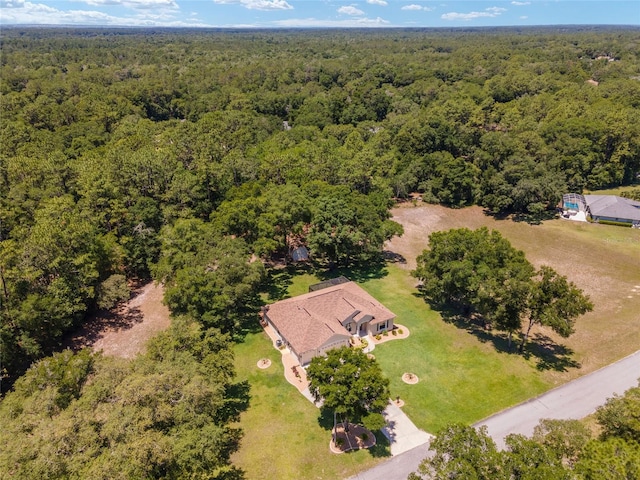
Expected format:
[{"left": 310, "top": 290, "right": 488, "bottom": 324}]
[
  {"left": 369, "top": 431, "right": 392, "bottom": 458},
  {"left": 219, "top": 380, "right": 251, "bottom": 423},
  {"left": 483, "top": 208, "right": 558, "bottom": 225},
  {"left": 383, "top": 250, "right": 407, "bottom": 265},
  {"left": 527, "top": 333, "right": 581, "bottom": 372},
  {"left": 64, "top": 306, "right": 144, "bottom": 352},
  {"left": 236, "top": 295, "right": 266, "bottom": 338},
  {"left": 314, "top": 254, "right": 389, "bottom": 284},
  {"left": 262, "top": 266, "right": 298, "bottom": 302},
  {"left": 422, "top": 295, "right": 580, "bottom": 372}
]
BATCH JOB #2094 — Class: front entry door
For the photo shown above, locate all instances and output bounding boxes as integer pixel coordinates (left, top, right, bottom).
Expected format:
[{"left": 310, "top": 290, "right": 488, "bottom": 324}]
[{"left": 359, "top": 322, "right": 367, "bottom": 336}]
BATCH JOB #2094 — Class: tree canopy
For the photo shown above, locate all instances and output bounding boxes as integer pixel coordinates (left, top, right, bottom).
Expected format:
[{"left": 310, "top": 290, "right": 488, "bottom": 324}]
[
  {"left": 0, "top": 317, "right": 247, "bottom": 479},
  {"left": 307, "top": 346, "right": 390, "bottom": 431},
  {"left": 413, "top": 228, "right": 592, "bottom": 351}
]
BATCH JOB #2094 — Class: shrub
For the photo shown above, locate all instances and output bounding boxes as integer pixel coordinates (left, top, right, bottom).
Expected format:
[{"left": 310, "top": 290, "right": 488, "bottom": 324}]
[
  {"left": 597, "top": 219, "right": 632, "bottom": 228},
  {"left": 398, "top": 329, "right": 404, "bottom": 335},
  {"left": 375, "top": 334, "right": 381, "bottom": 340},
  {"left": 335, "top": 438, "right": 344, "bottom": 447},
  {"left": 361, "top": 433, "right": 369, "bottom": 441},
  {"left": 392, "top": 330, "right": 397, "bottom": 336},
  {"left": 383, "top": 331, "right": 388, "bottom": 336}
]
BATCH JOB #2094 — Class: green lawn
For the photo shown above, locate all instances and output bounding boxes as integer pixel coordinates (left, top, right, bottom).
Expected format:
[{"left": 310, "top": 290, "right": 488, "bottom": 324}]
[
  {"left": 233, "top": 264, "right": 552, "bottom": 478},
  {"left": 358, "top": 266, "right": 549, "bottom": 432},
  {"left": 583, "top": 185, "right": 639, "bottom": 196},
  {"left": 231, "top": 326, "right": 390, "bottom": 480},
  {"left": 233, "top": 207, "right": 640, "bottom": 478}
]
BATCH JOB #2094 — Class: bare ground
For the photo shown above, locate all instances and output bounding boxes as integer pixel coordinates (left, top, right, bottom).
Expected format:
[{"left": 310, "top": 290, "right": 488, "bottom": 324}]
[
  {"left": 65, "top": 282, "right": 171, "bottom": 359},
  {"left": 386, "top": 203, "right": 640, "bottom": 382}
]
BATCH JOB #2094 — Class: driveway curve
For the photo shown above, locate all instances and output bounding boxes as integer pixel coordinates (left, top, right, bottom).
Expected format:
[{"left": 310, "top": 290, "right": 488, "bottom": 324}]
[{"left": 348, "top": 349, "right": 640, "bottom": 480}]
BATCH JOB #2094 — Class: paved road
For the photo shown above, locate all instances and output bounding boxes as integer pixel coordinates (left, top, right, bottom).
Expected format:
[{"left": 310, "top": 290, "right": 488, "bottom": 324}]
[
  {"left": 347, "top": 349, "right": 640, "bottom": 480},
  {"left": 476, "top": 349, "right": 640, "bottom": 448}
]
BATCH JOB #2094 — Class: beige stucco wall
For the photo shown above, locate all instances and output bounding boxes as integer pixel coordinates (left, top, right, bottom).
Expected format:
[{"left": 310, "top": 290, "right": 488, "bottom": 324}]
[{"left": 368, "top": 318, "right": 394, "bottom": 336}]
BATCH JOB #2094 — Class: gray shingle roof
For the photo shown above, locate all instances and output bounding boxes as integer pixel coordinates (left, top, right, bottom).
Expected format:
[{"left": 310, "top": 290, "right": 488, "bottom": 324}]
[{"left": 584, "top": 195, "right": 640, "bottom": 222}]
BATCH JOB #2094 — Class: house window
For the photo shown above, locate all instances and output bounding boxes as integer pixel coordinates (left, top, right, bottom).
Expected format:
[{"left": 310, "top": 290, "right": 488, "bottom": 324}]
[
  {"left": 346, "top": 322, "right": 353, "bottom": 333},
  {"left": 377, "top": 321, "right": 387, "bottom": 332}
]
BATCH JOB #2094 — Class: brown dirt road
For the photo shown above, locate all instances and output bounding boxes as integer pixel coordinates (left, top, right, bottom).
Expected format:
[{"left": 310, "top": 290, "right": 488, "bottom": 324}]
[{"left": 66, "top": 282, "right": 171, "bottom": 359}]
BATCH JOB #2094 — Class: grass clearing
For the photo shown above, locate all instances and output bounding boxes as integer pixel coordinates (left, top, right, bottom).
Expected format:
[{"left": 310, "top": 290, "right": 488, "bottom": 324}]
[
  {"left": 234, "top": 203, "right": 639, "bottom": 478},
  {"left": 234, "top": 264, "right": 550, "bottom": 478},
  {"left": 582, "top": 185, "right": 640, "bottom": 196},
  {"left": 359, "top": 267, "right": 549, "bottom": 432},
  {"left": 388, "top": 204, "right": 640, "bottom": 384}
]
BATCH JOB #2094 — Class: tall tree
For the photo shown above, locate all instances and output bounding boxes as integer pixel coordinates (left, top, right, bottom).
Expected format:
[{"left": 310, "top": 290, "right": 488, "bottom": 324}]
[
  {"left": 413, "top": 228, "right": 591, "bottom": 352},
  {"left": 408, "top": 424, "right": 505, "bottom": 480},
  {"left": 521, "top": 266, "right": 593, "bottom": 351},
  {"left": 154, "top": 219, "right": 264, "bottom": 335},
  {"left": 307, "top": 346, "right": 389, "bottom": 432}
]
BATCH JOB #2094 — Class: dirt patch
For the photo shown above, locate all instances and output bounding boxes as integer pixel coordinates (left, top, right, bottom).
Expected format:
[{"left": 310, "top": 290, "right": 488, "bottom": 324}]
[
  {"left": 65, "top": 282, "right": 171, "bottom": 359},
  {"left": 329, "top": 422, "right": 376, "bottom": 454},
  {"left": 402, "top": 373, "right": 419, "bottom": 384}
]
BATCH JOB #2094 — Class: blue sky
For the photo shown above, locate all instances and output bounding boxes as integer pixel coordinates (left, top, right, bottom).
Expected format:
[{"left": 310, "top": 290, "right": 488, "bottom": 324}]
[{"left": 0, "top": 1, "right": 638, "bottom": 28}]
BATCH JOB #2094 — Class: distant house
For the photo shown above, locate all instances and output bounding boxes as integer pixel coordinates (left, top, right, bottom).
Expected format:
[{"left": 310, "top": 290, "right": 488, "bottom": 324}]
[
  {"left": 263, "top": 280, "right": 395, "bottom": 365},
  {"left": 584, "top": 195, "right": 640, "bottom": 226}
]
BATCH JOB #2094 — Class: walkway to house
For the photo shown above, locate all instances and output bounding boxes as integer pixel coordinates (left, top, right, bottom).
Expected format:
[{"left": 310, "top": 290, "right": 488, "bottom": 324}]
[
  {"left": 260, "top": 321, "right": 426, "bottom": 448},
  {"left": 261, "top": 322, "right": 320, "bottom": 405},
  {"left": 381, "top": 401, "right": 433, "bottom": 456}
]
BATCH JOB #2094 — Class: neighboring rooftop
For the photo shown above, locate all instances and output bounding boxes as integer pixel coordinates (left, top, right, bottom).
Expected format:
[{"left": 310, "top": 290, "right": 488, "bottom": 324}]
[{"left": 584, "top": 195, "right": 640, "bottom": 222}]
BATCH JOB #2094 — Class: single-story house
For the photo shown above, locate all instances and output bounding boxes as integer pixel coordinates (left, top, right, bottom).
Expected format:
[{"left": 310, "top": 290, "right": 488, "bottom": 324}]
[
  {"left": 584, "top": 195, "right": 640, "bottom": 226},
  {"left": 263, "top": 280, "right": 396, "bottom": 365}
]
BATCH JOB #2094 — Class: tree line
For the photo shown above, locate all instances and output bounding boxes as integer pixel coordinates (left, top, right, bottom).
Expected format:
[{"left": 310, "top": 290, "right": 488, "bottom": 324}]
[{"left": 1, "top": 26, "right": 639, "bottom": 477}]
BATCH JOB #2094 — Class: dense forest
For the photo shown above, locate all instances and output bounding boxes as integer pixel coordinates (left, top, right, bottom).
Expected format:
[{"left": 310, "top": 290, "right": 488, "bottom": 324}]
[{"left": 1, "top": 26, "right": 640, "bottom": 477}]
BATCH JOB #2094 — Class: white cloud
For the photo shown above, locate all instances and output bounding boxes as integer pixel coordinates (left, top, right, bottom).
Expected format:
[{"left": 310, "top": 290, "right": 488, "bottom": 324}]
[
  {"left": 81, "top": 0, "right": 178, "bottom": 9},
  {"left": 0, "top": 0, "right": 25, "bottom": 7},
  {"left": 366, "top": 0, "right": 387, "bottom": 5},
  {"left": 272, "top": 16, "right": 390, "bottom": 27},
  {"left": 401, "top": 4, "right": 432, "bottom": 11},
  {"left": 442, "top": 6, "right": 506, "bottom": 21},
  {"left": 338, "top": 5, "right": 364, "bottom": 16},
  {"left": 520, "top": 15, "right": 528, "bottom": 19},
  {"left": 511, "top": 1, "right": 530, "bottom": 5},
  {"left": 213, "top": 0, "right": 293, "bottom": 11},
  {"left": 0, "top": 0, "right": 209, "bottom": 25}
]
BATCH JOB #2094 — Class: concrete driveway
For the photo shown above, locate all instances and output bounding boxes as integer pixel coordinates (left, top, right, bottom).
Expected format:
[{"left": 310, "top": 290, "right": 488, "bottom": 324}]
[{"left": 381, "top": 401, "right": 432, "bottom": 456}]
